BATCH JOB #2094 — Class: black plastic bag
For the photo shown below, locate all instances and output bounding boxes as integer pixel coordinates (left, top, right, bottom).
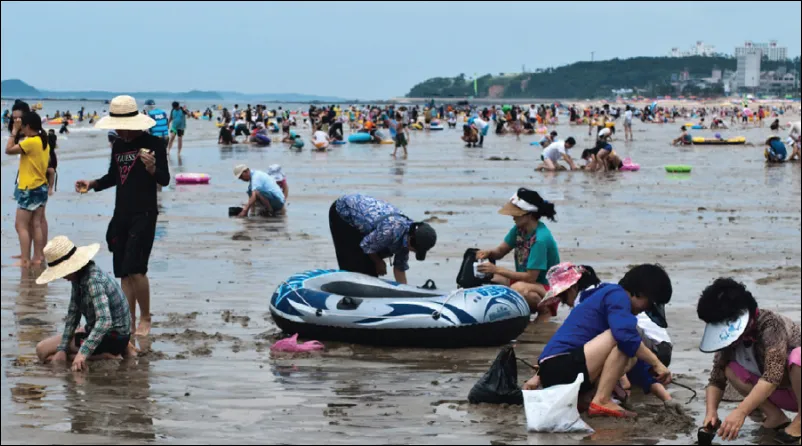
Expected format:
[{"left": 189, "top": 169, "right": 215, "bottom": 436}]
[
  {"left": 468, "top": 345, "right": 523, "bottom": 405},
  {"left": 456, "top": 248, "right": 496, "bottom": 289}
]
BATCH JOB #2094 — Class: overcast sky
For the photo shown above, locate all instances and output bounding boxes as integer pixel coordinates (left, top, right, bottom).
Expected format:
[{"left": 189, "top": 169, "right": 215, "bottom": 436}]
[{"left": 2, "top": 1, "right": 800, "bottom": 99}]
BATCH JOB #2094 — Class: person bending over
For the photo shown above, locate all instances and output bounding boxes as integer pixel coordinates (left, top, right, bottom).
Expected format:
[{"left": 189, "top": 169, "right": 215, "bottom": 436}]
[
  {"left": 536, "top": 137, "right": 577, "bottom": 171},
  {"left": 328, "top": 194, "right": 436, "bottom": 285}
]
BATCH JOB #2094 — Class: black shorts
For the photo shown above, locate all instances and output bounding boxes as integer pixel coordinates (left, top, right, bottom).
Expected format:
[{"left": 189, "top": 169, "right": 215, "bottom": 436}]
[
  {"left": 171, "top": 128, "right": 185, "bottom": 137},
  {"left": 539, "top": 347, "right": 593, "bottom": 393},
  {"left": 75, "top": 328, "right": 130, "bottom": 356},
  {"left": 109, "top": 212, "right": 157, "bottom": 278}
]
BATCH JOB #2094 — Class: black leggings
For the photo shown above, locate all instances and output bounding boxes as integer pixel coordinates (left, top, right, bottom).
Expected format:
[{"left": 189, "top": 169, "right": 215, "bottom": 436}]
[{"left": 329, "top": 203, "right": 378, "bottom": 276}]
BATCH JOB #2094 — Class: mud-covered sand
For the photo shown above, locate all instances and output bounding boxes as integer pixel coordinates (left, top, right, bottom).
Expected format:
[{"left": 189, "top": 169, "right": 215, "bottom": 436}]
[{"left": 2, "top": 115, "right": 800, "bottom": 444}]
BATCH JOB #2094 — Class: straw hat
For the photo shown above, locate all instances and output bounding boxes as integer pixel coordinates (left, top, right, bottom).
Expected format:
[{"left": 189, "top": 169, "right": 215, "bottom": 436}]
[
  {"left": 36, "top": 236, "right": 100, "bottom": 285},
  {"left": 94, "top": 95, "right": 156, "bottom": 131}
]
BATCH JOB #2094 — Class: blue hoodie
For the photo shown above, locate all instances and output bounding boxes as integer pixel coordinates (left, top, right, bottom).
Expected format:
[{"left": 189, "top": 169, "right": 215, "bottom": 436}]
[{"left": 540, "top": 283, "right": 642, "bottom": 361}]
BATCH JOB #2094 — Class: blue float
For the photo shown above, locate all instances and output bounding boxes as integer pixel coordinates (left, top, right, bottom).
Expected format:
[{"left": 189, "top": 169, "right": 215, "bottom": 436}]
[{"left": 348, "top": 133, "right": 372, "bottom": 143}]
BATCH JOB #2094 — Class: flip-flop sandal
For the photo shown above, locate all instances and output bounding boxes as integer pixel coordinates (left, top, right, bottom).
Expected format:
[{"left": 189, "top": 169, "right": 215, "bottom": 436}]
[
  {"left": 774, "top": 429, "right": 801, "bottom": 445},
  {"left": 588, "top": 402, "right": 637, "bottom": 419}
]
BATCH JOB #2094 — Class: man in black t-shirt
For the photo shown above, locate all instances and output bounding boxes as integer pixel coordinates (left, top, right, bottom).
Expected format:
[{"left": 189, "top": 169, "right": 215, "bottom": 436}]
[{"left": 75, "top": 96, "right": 169, "bottom": 339}]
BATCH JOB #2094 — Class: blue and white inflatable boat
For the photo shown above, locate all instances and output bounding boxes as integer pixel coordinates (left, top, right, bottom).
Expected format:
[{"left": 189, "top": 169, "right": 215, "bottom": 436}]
[{"left": 270, "top": 270, "right": 531, "bottom": 347}]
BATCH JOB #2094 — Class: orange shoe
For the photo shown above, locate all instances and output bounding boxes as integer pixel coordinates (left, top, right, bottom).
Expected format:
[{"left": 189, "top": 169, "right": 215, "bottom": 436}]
[{"left": 588, "top": 402, "right": 637, "bottom": 419}]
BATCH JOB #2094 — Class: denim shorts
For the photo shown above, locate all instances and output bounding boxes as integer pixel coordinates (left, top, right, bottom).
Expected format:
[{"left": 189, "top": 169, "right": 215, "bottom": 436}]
[
  {"left": 14, "top": 184, "right": 48, "bottom": 211},
  {"left": 247, "top": 191, "right": 285, "bottom": 212}
]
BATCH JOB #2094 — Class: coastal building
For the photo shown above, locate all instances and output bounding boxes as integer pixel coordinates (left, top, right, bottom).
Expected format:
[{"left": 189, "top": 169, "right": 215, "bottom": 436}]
[
  {"left": 735, "top": 48, "right": 762, "bottom": 91},
  {"left": 759, "top": 67, "right": 799, "bottom": 95},
  {"left": 668, "top": 41, "right": 716, "bottom": 58},
  {"left": 735, "top": 41, "right": 788, "bottom": 61}
]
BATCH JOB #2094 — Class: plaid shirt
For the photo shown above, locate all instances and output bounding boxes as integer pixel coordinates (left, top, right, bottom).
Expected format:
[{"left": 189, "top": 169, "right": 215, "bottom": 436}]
[{"left": 58, "top": 262, "right": 131, "bottom": 356}]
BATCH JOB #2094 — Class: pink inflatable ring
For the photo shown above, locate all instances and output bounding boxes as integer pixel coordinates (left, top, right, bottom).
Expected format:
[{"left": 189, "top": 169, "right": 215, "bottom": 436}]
[{"left": 175, "top": 173, "right": 211, "bottom": 185}]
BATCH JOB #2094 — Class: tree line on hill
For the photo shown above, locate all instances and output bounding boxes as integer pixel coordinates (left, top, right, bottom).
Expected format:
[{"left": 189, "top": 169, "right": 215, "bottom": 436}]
[{"left": 406, "top": 56, "right": 801, "bottom": 99}]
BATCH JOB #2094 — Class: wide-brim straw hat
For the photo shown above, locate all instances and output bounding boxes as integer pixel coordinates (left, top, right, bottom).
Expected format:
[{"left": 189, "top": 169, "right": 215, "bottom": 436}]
[
  {"left": 95, "top": 95, "right": 156, "bottom": 130},
  {"left": 36, "top": 236, "right": 100, "bottom": 285}
]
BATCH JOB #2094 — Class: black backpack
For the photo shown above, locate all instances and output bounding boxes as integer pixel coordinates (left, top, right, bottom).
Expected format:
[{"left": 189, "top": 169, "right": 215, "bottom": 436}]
[{"left": 456, "top": 248, "right": 496, "bottom": 289}]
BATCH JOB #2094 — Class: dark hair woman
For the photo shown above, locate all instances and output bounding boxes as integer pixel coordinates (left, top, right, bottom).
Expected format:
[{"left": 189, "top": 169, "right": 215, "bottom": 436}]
[
  {"left": 5, "top": 111, "right": 51, "bottom": 268},
  {"left": 476, "top": 188, "right": 560, "bottom": 321},
  {"left": 697, "top": 278, "right": 800, "bottom": 444}
]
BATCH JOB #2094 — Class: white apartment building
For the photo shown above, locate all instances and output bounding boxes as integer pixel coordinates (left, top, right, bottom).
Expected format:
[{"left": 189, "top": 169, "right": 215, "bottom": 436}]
[{"left": 735, "top": 41, "right": 788, "bottom": 61}]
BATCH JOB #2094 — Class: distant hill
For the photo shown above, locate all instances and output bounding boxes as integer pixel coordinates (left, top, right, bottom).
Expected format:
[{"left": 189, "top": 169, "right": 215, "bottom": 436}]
[
  {"left": 407, "top": 56, "right": 801, "bottom": 99},
  {"left": 1, "top": 79, "right": 349, "bottom": 103},
  {"left": 1, "top": 79, "right": 41, "bottom": 98},
  {"left": 35, "top": 89, "right": 225, "bottom": 101},
  {"left": 217, "top": 91, "right": 351, "bottom": 103}
]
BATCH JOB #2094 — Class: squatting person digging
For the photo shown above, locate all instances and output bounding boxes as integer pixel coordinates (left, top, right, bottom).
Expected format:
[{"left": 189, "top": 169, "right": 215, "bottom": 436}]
[
  {"left": 329, "top": 193, "right": 437, "bottom": 285},
  {"left": 234, "top": 164, "right": 287, "bottom": 217},
  {"left": 35, "top": 236, "right": 133, "bottom": 371},
  {"left": 537, "top": 263, "right": 681, "bottom": 412},
  {"left": 523, "top": 264, "right": 674, "bottom": 419},
  {"left": 698, "top": 278, "right": 800, "bottom": 444}
]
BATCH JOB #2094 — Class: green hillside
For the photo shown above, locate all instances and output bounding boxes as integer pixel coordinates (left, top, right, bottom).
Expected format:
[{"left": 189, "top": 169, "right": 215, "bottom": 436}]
[{"left": 407, "top": 56, "right": 800, "bottom": 99}]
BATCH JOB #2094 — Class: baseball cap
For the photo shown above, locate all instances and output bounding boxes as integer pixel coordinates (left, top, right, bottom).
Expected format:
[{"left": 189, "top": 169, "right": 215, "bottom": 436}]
[{"left": 411, "top": 222, "right": 437, "bottom": 261}]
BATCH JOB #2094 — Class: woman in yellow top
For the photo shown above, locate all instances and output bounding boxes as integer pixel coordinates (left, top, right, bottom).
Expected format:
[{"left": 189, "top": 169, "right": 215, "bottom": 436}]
[{"left": 5, "top": 111, "right": 50, "bottom": 268}]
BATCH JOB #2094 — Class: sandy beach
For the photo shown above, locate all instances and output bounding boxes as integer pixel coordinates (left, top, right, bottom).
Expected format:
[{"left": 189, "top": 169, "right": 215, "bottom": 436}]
[{"left": 1, "top": 110, "right": 800, "bottom": 444}]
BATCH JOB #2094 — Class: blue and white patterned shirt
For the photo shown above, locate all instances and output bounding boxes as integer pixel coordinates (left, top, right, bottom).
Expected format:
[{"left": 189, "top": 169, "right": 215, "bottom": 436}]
[{"left": 335, "top": 194, "right": 411, "bottom": 271}]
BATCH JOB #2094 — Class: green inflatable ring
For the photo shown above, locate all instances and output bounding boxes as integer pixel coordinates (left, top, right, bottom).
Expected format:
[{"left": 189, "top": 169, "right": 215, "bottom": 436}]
[{"left": 665, "top": 165, "right": 692, "bottom": 173}]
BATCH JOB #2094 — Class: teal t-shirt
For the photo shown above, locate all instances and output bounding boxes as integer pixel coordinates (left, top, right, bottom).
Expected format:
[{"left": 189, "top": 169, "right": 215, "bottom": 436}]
[{"left": 503, "top": 222, "right": 560, "bottom": 285}]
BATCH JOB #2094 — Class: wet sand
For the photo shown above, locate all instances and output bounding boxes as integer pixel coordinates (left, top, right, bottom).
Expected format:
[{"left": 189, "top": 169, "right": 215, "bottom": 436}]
[{"left": 2, "top": 116, "right": 800, "bottom": 444}]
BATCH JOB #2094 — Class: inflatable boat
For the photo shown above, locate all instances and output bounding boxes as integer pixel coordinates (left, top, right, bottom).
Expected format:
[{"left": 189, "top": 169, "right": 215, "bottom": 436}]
[
  {"left": 692, "top": 136, "right": 746, "bottom": 146},
  {"left": 270, "top": 270, "right": 531, "bottom": 347}
]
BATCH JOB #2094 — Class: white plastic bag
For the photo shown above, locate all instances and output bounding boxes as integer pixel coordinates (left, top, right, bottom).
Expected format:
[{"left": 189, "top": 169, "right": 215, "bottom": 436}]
[{"left": 523, "top": 374, "right": 594, "bottom": 433}]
